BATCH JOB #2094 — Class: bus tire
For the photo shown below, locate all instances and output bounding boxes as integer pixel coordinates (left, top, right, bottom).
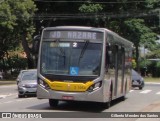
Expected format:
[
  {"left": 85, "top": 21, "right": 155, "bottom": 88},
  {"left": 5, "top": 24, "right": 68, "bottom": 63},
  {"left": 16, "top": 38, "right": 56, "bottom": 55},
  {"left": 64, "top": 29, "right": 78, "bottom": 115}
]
[
  {"left": 121, "top": 96, "right": 126, "bottom": 101},
  {"left": 107, "top": 89, "right": 112, "bottom": 108},
  {"left": 121, "top": 82, "right": 127, "bottom": 101},
  {"left": 103, "top": 88, "right": 112, "bottom": 109},
  {"left": 49, "top": 99, "right": 59, "bottom": 108}
]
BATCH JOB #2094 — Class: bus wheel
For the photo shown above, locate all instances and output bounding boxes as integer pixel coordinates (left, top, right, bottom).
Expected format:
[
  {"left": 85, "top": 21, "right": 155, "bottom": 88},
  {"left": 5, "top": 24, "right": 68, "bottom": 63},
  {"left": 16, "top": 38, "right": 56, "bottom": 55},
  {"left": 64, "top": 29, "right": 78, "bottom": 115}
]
[
  {"left": 49, "top": 99, "right": 59, "bottom": 108},
  {"left": 121, "top": 82, "right": 127, "bottom": 101},
  {"left": 121, "top": 96, "right": 126, "bottom": 101},
  {"left": 103, "top": 89, "right": 112, "bottom": 109},
  {"left": 107, "top": 89, "right": 112, "bottom": 108}
]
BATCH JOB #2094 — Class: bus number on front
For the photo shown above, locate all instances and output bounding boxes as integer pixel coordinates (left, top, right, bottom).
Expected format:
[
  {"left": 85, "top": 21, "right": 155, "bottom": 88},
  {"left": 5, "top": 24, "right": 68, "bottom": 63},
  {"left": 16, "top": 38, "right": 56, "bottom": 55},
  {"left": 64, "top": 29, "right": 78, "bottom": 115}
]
[{"left": 74, "top": 85, "right": 86, "bottom": 90}]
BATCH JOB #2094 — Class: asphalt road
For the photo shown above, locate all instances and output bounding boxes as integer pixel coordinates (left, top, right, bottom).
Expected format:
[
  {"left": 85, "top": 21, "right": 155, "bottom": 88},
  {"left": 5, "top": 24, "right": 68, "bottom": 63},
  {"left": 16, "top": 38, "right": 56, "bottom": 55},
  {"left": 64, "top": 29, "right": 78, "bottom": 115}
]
[{"left": 0, "top": 83, "right": 160, "bottom": 121}]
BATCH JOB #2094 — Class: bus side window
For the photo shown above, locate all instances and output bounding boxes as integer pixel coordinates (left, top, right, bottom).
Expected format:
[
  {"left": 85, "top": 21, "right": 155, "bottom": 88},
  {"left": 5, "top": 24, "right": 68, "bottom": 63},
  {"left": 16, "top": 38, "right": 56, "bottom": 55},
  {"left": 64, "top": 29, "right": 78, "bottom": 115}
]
[
  {"left": 108, "top": 45, "right": 116, "bottom": 69},
  {"left": 105, "top": 44, "right": 110, "bottom": 70}
]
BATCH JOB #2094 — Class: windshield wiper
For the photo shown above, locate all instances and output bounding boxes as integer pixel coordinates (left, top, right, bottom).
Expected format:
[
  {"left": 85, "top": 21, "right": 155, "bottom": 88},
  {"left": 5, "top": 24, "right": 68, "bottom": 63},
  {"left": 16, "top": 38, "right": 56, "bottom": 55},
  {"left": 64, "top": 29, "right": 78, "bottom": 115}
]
[
  {"left": 78, "top": 40, "right": 89, "bottom": 64},
  {"left": 55, "top": 39, "right": 66, "bottom": 66},
  {"left": 55, "top": 39, "right": 65, "bottom": 56}
]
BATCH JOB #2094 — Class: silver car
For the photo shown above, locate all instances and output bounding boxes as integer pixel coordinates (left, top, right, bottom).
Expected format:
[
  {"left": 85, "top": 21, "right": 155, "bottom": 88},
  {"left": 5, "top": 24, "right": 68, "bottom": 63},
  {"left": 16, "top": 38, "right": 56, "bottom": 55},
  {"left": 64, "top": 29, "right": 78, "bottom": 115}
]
[{"left": 17, "top": 69, "right": 37, "bottom": 98}]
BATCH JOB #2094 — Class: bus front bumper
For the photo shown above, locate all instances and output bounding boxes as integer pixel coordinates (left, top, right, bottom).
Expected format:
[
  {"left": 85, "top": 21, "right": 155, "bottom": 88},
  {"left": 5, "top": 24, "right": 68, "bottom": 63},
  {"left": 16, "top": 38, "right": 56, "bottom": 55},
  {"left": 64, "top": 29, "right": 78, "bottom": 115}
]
[{"left": 37, "top": 85, "right": 108, "bottom": 103}]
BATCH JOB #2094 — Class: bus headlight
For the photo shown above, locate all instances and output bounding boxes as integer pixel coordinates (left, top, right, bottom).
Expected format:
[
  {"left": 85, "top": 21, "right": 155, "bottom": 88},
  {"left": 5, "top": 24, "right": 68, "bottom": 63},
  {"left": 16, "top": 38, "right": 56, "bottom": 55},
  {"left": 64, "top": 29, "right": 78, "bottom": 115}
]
[
  {"left": 38, "top": 79, "right": 50, "bottom": 89},
  {"left": 87, "top": 81, "right": 102, "bottom": 92}
]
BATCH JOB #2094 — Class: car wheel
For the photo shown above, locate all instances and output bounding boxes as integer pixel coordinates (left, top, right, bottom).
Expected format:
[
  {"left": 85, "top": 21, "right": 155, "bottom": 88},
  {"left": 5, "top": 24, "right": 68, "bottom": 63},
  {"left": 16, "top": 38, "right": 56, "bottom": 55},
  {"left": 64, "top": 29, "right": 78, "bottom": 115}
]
[
  {"left": 139, "top": 86, "right": 143, "bottom": 90},
  {"left": 49, "top": 99, "right": 59, "bottom": 108}
]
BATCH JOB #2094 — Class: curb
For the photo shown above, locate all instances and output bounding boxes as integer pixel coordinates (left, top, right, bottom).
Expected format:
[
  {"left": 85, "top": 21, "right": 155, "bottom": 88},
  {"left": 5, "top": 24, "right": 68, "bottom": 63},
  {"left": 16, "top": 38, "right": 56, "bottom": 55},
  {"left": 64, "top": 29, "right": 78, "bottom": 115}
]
[
  {"left": 145, "top": 82, "right": 160, "bottom": 85},
  {"left": 0, "top": 81, "right": 16, "bottom": 86}
]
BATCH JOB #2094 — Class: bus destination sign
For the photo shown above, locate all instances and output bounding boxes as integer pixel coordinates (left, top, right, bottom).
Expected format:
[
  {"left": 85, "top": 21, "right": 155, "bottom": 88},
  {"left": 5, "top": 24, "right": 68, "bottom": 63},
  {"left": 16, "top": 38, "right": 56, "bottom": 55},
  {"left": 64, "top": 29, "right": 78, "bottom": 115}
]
[{"left": 43, "top": 31, "right": 103, "bottom": 40}]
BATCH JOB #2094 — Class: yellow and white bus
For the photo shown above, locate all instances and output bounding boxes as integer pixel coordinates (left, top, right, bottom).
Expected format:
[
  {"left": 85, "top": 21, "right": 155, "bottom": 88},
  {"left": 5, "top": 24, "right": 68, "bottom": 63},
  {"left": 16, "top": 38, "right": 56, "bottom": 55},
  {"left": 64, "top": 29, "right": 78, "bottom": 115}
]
[{"left": 36, "top": 26, "right": 133, "bottom": 108}]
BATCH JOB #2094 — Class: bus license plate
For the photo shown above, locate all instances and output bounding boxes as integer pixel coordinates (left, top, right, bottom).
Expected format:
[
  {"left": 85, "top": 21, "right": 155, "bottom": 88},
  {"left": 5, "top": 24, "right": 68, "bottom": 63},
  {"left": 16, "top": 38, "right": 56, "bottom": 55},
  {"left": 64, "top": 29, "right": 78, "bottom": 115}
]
[{"left": 62, "top": 96, "right": 74, "bottom": 100}]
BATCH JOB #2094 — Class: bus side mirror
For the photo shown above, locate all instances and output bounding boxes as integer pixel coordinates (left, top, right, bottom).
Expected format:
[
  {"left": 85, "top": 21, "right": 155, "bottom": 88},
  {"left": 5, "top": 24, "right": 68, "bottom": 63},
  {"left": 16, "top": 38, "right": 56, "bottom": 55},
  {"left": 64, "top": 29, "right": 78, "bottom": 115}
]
[{"left": 32, "top": 35, "right": 41, "bottom": 54}]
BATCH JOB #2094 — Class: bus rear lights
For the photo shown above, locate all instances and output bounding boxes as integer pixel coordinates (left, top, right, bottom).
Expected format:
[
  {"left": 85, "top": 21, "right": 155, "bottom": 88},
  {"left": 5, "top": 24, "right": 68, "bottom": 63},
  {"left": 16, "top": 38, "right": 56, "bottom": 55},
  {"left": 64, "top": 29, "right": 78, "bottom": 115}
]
[
  {"left": 87, "top": 81, "right": 102, "bottom": 92},
  {"left": 38, "top": 79, "right": 50, "bottom": 89}
]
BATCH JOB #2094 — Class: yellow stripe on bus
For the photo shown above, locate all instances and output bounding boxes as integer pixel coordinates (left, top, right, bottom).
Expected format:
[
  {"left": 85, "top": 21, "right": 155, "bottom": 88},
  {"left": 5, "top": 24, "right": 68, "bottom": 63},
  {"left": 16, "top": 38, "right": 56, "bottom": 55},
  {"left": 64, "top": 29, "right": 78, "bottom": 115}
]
[{"left": 44, "top": 78, "right": 93, "bottom": 92}]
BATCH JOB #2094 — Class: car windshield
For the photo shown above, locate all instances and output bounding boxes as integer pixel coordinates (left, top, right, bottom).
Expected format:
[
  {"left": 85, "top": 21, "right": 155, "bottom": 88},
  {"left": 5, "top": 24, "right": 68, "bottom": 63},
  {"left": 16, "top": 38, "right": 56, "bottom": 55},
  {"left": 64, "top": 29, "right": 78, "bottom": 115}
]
[
  {"left": 40, "top": 40, "right": 102, "bottom": 76},
  {"left": 21, "top": 71, "right": 37, "bottom": 81},
  {"left": 132, "top": 69, "right": 142, "bottom": 79}
]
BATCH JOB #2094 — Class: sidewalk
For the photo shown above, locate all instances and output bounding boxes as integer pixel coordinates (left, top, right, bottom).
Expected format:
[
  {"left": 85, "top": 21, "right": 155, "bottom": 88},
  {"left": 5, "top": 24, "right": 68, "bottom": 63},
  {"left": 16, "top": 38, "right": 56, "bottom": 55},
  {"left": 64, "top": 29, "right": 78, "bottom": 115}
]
[
  {"left": 145, "top": 82, "right": 160, "bottom": 85},
  {"left": 135, "top": 101, "right": 160, "bottom": 121}
]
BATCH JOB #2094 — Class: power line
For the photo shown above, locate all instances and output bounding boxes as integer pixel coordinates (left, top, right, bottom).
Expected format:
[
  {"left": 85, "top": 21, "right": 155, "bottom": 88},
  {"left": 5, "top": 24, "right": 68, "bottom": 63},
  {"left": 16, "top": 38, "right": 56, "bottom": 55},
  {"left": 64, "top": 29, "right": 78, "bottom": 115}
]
[
  {"left": 0, "top": 13, "right": 157, "bottom": 20},
  {"left": 31, "top": 12, "right": 158, "bottom": 20},
  {"left": 0, "top": 12, "right": 158, "bottom": 20}
]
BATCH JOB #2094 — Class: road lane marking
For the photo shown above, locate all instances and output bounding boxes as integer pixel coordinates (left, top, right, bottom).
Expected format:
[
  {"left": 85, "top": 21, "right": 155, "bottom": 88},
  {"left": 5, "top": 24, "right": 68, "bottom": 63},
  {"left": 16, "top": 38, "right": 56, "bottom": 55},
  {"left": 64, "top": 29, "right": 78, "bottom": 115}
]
[
  {"left": 0, "top": 93, "right": 16, "bottom": 99},
  {"left": 0, "top": 97, "right": 36, "bottom": 105},
  {"left": 140, "top": 90, "right": 152, "bottom": 94},
  {"left": 4, "top": 101, "right": 14, "bottom": 104},
  {"left": 0, "top": 95, "right": 7, "bottom": 99},
  {"left": 129, "top": 90, "right": 134, "bottom": 92},
  {"left": 17, "top": 99, "right": 26, "bottom": 102},
  {"left": 156, "top": 92, "right": 160, "bottom": 95}
]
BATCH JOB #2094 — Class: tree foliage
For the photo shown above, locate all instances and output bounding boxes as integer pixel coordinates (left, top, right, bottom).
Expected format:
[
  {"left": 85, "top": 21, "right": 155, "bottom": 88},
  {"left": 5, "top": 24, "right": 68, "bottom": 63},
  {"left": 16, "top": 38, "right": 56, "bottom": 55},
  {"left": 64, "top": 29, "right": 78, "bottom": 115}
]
[
  {"left": 147, "top": 50, "right": 160, "bottom": 58},
  {"left": 123, "top": 18, "right": 157, "bottom": 70},
  {"left": 0, "top": 0, "right": 37, "bottom": 71},
  {"left": 0, "top": 0, "right": 160, "bottom": 75},
  {"left": 79, "top": 4, "right": 103, "bottom": 13}
]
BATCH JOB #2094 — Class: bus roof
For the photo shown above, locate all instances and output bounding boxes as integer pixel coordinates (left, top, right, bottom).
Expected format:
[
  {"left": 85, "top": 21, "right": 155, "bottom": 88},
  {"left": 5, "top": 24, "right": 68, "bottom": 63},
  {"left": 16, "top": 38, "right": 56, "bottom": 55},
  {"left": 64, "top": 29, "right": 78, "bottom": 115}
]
[
  {"left": 43, "top": 26, "right": 133, "bottom": 48},
  {"left": 43, "top": 26, "right": 103, "bottom": 32}
]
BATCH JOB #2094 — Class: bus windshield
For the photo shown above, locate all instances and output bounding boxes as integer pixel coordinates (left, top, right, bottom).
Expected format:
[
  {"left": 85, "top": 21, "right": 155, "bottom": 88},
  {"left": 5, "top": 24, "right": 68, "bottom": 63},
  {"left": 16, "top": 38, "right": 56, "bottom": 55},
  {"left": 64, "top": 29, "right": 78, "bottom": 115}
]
[{"left": 40, "top": 39, "right": 102, "bottom": 77}]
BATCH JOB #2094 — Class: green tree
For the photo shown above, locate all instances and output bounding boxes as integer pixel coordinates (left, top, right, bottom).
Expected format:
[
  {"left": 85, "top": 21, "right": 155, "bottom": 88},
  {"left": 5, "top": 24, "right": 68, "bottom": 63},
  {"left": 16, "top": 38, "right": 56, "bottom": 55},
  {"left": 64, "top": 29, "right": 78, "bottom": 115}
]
[
  {"left": 123, "top": 19, "right": 157, "bottom": 70},
  {"left": 79, "top": 3, "right": 103, "bottom": 26},
  {"left": 0, "top": 0, "right": 19, "bottom": 71},
  {"left": 0, "top": 0, "right": 37, "bottom": 70},
  {"left": 147, "top": 49, "right": 160, "bottom": 59}
]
